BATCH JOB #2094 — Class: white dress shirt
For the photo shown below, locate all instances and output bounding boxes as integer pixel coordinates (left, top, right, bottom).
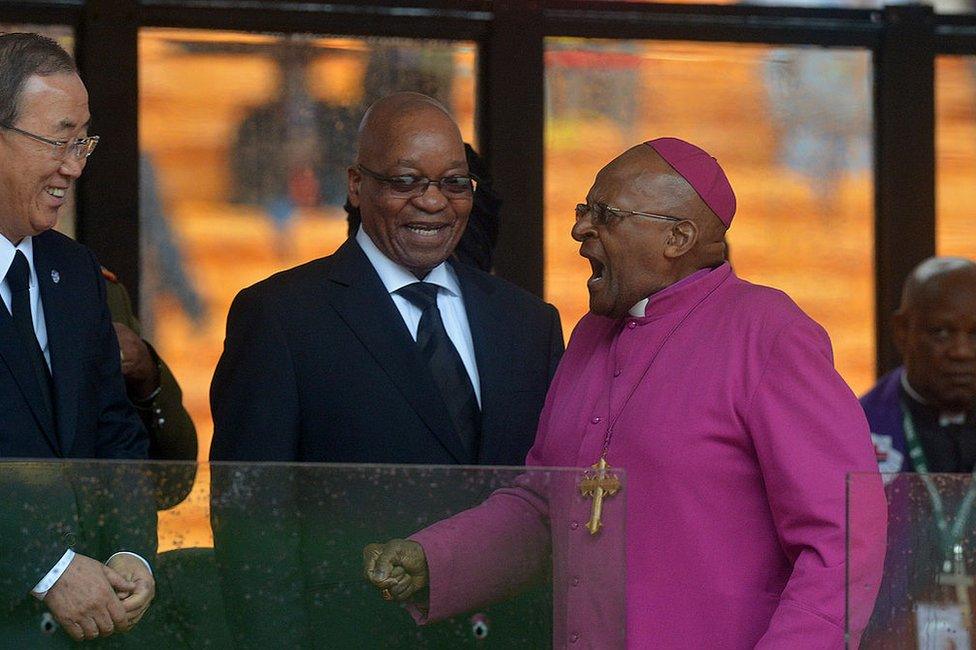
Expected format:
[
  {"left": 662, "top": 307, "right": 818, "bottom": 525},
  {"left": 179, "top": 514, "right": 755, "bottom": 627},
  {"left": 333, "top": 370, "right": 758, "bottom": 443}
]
[
  {"left": 356, "top": 227, "right": 482, "bottom": 406},
  {"left": 0, "top": 236, "right": 51, "bottom": 368},
  {"left": 0, "top": 235, "right": 151, "bottom": 597}
]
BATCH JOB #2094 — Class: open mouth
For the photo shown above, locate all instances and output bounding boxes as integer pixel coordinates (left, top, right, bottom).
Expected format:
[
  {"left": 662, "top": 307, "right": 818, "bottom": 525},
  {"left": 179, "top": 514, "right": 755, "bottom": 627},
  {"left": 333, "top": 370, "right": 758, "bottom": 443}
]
[
  {"left": 46, "top": 187, "right": 66, "bottom": 199},
  {"left": 404, "top": 222, "right": 450, "bottom": 237},
  {"left": 587, "top": 258, "right": 606, "bottom": 286}
]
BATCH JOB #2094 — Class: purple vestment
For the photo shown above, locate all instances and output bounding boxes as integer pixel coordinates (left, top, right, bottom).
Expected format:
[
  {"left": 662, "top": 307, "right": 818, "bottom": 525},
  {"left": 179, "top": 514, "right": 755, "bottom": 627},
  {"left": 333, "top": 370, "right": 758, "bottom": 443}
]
[{"left": 413, "top": 263, "right": 887, "bottom": 648}]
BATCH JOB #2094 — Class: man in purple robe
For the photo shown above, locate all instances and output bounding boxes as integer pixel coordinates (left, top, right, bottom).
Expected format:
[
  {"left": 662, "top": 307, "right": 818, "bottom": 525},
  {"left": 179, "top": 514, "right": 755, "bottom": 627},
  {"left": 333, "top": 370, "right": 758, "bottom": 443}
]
[
  {"left": 861, "top": 257, "right": 976, "bottom": 474},
  {"left": 364, "top": 137, "right": 888, "bottom": 648},
  {"left": 858, "top": 257, "right": 976, "bottom": 645}
]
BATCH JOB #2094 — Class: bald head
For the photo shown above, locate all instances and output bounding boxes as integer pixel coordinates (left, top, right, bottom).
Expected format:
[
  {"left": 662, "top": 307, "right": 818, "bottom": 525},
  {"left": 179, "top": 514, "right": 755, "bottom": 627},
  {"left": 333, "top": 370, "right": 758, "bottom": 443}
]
[
  {"left": 894, "top": 256, "right": 976, "bottom": 410},
  {"left": 356, "top": 92, "right": 459, "bottom": 166},
  {"left": 900, "top": 257, "right": 976, "bottom": 313}
]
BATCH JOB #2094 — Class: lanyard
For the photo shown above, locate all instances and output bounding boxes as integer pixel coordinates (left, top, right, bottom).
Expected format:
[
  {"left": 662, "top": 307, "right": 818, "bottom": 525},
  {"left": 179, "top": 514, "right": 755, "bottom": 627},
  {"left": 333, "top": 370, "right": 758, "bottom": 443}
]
[{"left": 902, "top": 401, "right": 976, "bottom": 570}]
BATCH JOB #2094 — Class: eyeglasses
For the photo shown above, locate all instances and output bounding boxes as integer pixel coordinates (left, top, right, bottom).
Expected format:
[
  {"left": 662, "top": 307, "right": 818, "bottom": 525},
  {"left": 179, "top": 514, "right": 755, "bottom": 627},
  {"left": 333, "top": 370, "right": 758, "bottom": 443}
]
[
  {"left": 0, "top": 124, "right": 99, "bottom": 160},
  {"left": 357, "top": 163, "right": 476, "bottom": 199},
  {"left": 575, "top": 201, "right": 683, "bottom": 227}
]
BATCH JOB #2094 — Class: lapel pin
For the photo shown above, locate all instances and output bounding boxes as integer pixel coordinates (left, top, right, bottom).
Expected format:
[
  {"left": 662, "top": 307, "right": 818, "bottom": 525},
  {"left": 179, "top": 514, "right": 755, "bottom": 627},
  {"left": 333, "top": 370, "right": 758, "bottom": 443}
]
[{"left": 51, "top": 270, "right": 60, "bottom": 284}]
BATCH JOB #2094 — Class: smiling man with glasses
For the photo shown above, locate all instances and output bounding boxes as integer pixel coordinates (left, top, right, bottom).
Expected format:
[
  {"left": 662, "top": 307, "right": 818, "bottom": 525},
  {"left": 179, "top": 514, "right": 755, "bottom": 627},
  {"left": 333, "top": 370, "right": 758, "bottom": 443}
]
[
  {"left": 0, "top": 32, "right": 155, "bottom": 645},
  {"left": 210, "top": 91, "right": 562, "bottom": 646}
]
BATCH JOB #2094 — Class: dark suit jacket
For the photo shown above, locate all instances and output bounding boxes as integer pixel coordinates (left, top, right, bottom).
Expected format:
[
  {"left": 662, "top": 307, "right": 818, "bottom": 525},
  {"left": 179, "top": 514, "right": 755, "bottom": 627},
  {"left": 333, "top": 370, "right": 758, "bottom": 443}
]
[
  {"left": 0, "top": 229, "right": 152, "bottom": 644},
  {"left": 0, "top": 229, "right": 148, "bottom": 460},
  {"left": 210, "top": 236, "right": 563, "bottom": 465},
  {"left": 209, "top": 237, "right": 563, "bottom": 647}
]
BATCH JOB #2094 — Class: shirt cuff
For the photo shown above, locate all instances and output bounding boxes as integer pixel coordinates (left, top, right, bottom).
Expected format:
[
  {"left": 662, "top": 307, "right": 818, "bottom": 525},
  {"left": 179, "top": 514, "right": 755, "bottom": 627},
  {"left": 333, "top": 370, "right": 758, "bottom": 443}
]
[
  {"left": 106, "top": 551, "right": 153, "bottom": 576},
  {"left": 32, "top": 549, "right": 75, "bottom": 600}
]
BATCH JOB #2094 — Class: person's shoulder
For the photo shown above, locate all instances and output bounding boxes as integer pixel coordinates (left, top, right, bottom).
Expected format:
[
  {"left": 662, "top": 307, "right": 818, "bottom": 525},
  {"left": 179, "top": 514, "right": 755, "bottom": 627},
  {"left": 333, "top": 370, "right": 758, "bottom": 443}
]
[
  {"left": 860, "top": 367, "right": 901, "bottom": 404},
  {"left": 234, "top": 253, "right": 338, "bottom": 305},
  {"left": 719, "top": 271, "right": 813, "bottom": 328},
  {"left": 34, "top": 228, "right": 90, "bottom": 258},
  {"left": 709, "top": 270, "right": 834, "bottom": 357},
  {"left": 455, "top": 261, "right": 555, "bottom": 315},
  {"left": 34, "top": 229, "right": 104, "bottom": 282}
]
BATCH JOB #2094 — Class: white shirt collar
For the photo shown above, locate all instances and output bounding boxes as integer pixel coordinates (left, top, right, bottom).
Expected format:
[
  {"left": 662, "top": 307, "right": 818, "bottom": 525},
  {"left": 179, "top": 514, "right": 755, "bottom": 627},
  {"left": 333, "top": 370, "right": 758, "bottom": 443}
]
[
  {"left": 901, "top": 369, "right": 969, "bottom": 427},
  {"left": 0, "top": 235, "right": 36, "bottom": 287},
  {"left": 900, "top": 370, "right": 929, "bottom": 406},
  {"left": 355, "top": 226, "right": 461, "bottom": 298},
  {"left": 628, "top": 298, "right": 648, "bottom": 317}
]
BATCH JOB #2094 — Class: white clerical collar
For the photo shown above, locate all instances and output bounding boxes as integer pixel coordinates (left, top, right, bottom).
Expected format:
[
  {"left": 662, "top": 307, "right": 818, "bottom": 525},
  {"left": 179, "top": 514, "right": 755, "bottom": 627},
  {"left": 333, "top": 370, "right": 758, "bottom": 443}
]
[
  {"left": 900, "top": 370, "right": 968, "bottom": 427},
  {"left": 355, "top": 226, "right": 461, "bottom": 298},
  {"left": 0, "top": 235, "right": 36, "bottom": 287},
  {"left": 628, "top": 298, "right": 648, "bottom": 317},
  {"left": 628, "top": 266, "right": 716, "bottom": 317}
]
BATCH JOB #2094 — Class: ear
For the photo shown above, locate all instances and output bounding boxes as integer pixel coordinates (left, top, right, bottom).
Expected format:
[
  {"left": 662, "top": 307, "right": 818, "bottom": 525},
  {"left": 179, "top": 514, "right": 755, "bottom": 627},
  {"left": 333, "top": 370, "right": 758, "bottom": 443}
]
[
  {"left": 348, "top": 166, "right": 362, "bottom": 208},
  {"left": 892, "top": 311, "right": 909, "bottom": 357},
  {"left": 663, "top": 220, "right": 699, "bottom": 259}
]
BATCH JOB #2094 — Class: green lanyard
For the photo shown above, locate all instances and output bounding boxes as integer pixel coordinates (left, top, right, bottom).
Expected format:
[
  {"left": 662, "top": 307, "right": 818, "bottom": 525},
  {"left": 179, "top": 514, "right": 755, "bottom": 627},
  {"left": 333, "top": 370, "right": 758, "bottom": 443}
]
[{"left": 902, "top": 401, "right": 976, "bottom": 572}]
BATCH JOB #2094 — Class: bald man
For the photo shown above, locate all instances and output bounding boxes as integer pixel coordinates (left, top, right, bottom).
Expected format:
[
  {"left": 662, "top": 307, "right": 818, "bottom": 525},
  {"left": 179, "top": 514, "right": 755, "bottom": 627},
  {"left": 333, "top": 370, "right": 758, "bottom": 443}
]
[
  {"left": 862, "top": 257, "right": 976, "bottom": 474},
  {"left": 365, "top": 138, "right": 887, "bottom": 648},
  {"left": 209, "top": 92, "right": 562, "bottom": 646}
]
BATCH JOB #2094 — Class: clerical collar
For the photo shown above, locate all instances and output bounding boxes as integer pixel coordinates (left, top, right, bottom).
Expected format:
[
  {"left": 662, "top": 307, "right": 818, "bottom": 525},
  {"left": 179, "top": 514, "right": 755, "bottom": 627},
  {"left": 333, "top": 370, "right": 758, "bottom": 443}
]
[
  {"left": 355, "top": 226, "right": 461, "bottom": 298},
  {"left": 900, "top": 370, "right": 970, "bottom": 427},
  {"left": 629, "top": 264, "right": 727, "bottom": 318}
]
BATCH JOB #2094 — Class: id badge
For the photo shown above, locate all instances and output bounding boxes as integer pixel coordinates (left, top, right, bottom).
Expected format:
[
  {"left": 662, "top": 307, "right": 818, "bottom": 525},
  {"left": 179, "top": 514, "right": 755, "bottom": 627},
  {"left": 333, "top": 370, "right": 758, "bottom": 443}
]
[{"left": 916, "top": 602, "right": 971, "bottom": 649}]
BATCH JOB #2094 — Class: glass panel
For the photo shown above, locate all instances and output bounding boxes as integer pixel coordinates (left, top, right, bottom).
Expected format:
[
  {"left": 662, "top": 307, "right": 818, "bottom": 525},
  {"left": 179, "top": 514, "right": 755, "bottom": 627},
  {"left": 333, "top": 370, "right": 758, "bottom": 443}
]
[
  {"left": 545, "top": 38, "right": 875, "bottom": 394},
  {"left": 0, "top": 461, "right": 626, "bottom": 648},
  {"left": 850, "top": 472, "right": 976, "bottom": 647},
  {"left": 138, "top": 29, "right": 478, "bottom": 458},
  {"left": 0, "top": 24, "right": 76, "bottom": 237},
  {"left": 937, "top": 56, "right": 976, "bottom": 260}
]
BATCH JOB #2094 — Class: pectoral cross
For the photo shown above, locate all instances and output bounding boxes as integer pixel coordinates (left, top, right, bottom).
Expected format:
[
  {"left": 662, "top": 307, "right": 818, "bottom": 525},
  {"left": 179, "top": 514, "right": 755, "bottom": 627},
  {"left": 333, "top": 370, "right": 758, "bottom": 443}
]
[
  {"left": 579, "top": 457, "right": 621, "bottom": 535},
  {"left": 937, "top": 545, "right": 974, "bottom": 629}
]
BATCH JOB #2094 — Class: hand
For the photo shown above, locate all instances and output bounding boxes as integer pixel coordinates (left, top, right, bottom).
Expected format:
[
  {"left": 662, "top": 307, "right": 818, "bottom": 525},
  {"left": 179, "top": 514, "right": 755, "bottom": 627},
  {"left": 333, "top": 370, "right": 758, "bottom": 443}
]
[
  {"left": 106, "top": 554, "right": 156, "bottom": 629},
  {"left": 363, "top": 539, "right": 428, "bottom": 602},
  {"left": 43, "top": 553, "right": 133, "bottom": 641},
  {"left": 113, "top": 322, "right": 160, "bottom": 401}
]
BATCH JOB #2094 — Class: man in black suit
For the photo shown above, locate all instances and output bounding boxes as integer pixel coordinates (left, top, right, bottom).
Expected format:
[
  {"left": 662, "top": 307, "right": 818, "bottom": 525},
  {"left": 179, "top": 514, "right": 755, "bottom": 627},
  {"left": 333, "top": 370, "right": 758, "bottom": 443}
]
[
  {"left": 210, "top": 92, "right": 562, "bottom": 646},
  {"left": 0, "top": 32, "right": 155, "bottom": 644}
]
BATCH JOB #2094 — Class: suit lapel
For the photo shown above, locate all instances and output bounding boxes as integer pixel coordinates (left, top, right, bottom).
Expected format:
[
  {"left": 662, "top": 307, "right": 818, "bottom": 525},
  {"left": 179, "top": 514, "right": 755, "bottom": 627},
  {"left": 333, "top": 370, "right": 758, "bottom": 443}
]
[
  {"left": 33, "top": 236, "right": 79, "bottom": 455},
  {"left": 325, "top": 240, "right": 469, "bottom": 463}
]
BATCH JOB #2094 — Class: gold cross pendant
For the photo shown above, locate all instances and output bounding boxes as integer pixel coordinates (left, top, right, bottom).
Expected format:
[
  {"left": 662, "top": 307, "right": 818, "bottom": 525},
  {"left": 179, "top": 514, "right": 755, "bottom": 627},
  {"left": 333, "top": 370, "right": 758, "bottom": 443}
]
[{"left": 579, "top": 457, "right": 621, "bottom": 535}]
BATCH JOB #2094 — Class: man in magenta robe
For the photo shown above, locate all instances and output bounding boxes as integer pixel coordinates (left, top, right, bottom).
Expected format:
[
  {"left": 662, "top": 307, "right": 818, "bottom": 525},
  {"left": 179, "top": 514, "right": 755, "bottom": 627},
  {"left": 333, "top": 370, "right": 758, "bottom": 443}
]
[{"left": 364, "top": 138, "right": 888, "bottom": 648}]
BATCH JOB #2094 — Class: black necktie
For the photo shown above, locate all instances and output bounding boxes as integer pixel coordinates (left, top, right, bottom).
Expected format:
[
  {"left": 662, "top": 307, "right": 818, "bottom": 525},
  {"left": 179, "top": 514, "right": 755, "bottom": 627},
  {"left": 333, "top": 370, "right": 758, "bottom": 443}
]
[
  {"left": 6, "top": 250, "right": 56, "bottom": 431},
  {"left": 398, "top": 282, "right": 480, "bottom": 461}
]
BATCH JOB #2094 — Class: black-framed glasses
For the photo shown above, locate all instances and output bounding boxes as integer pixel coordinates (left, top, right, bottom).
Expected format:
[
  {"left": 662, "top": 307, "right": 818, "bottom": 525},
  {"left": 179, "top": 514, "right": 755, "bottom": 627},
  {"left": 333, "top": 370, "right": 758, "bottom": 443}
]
[
  {"left": 0, "top": 124, "right": 99, "bottom": 160},
  {"left": 357, "top": 163, "right": 476, "bottom": 199},
  {"left": 575, "top": 201, "right": 684, "bottom": 227}
]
